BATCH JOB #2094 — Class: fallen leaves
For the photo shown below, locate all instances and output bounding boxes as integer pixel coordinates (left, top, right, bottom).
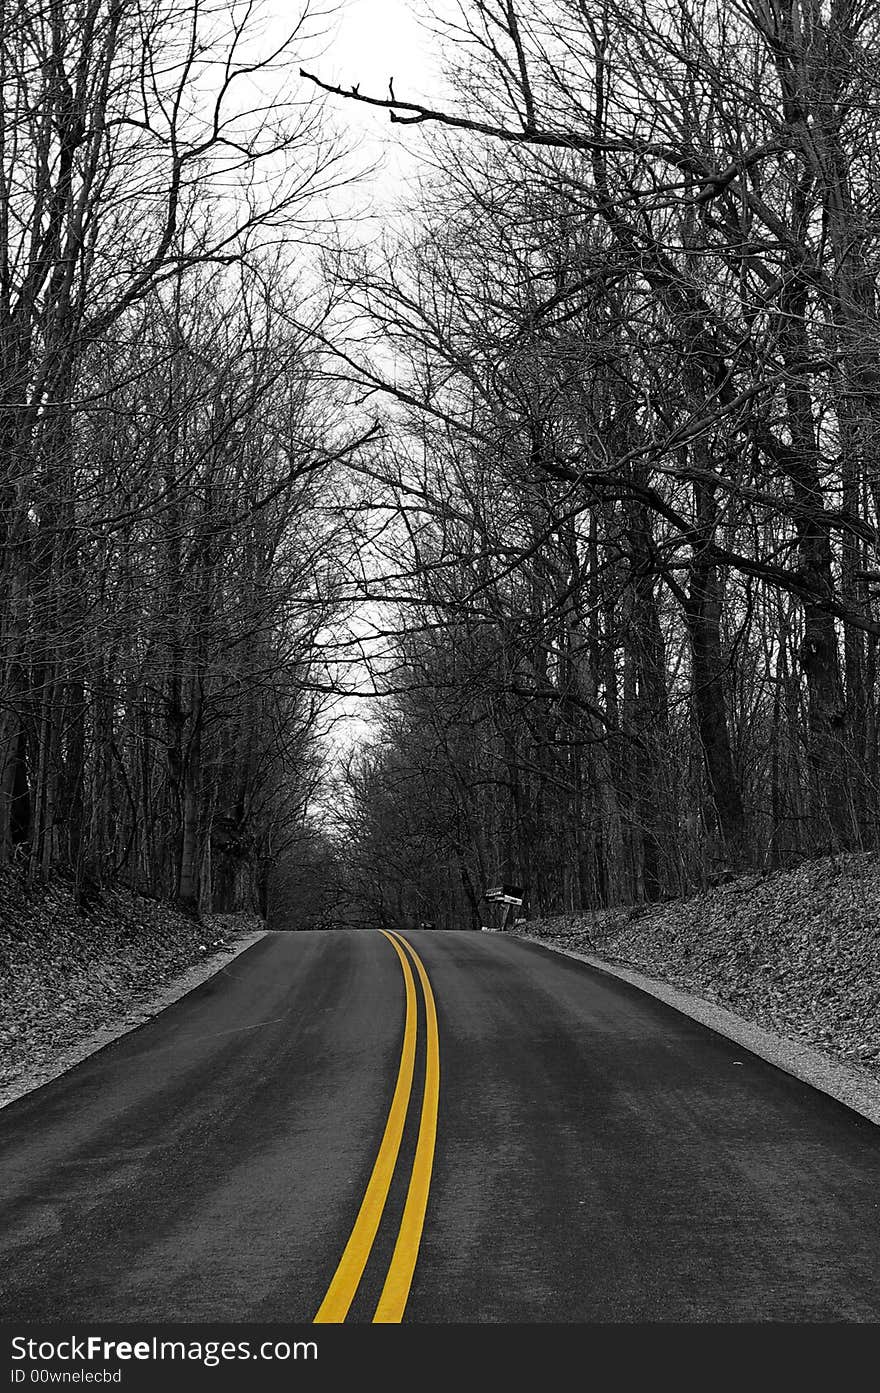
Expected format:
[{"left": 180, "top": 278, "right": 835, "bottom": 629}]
[
  {"left": 526, "top": 852, "right": 880, "bottom": 1083},
  {"left": 0, "top": 871, "right": 262, "bottom": 1093}
]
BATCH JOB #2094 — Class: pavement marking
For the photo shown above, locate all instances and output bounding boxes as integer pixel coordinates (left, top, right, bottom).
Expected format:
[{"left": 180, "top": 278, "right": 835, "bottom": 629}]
[
  {"left": 313, "top": 930, "right": 417, "bottom": 1323},
  {"left": 373, "top": 932, "right": 441, "bottom": 1324}
]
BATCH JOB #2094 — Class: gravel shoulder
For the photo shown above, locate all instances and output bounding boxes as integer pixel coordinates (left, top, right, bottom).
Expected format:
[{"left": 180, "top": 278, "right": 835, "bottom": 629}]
[
  {"left": 0, "top": 872, "right": 267, "bottom": 1111},
  {"left": 518, "top": 935, "right": 880, "bottom": 1126},
  {"left": 516, "top": 850, "right": 880, "bottom": 1126}
]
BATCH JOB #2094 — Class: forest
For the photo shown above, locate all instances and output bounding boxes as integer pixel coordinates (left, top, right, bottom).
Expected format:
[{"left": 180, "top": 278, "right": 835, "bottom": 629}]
[{"left": 4, "top": 0, "right": 880, "bottom": 932}]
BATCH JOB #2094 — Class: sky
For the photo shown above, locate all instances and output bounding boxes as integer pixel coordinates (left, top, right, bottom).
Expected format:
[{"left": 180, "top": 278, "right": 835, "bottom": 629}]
[
  {"left": 259, "top": 1, "right": 457, "bottom": 760},
  {"left": 318, "top": 0, "right": 441, "bottom": 97},
  {"left": 294, "top": 0, "right": 452, "bottom": 212}
]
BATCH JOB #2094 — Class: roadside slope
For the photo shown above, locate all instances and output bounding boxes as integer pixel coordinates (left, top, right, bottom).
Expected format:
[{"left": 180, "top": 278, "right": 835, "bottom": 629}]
[
  {"left": 0, "top": 871, "right": 264, "bottom": 1108},
  {"left": 519, "top": 852, "right": 880, "bottom": 1100}
]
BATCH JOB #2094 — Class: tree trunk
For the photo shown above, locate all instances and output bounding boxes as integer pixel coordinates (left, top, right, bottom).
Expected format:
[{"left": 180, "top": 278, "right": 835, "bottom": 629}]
[
  {"left": 684, "top": 480, "right": 747, "bottom": 868},
  {"left": 779, "top": 268, "right": 856, "bottom": 849}
]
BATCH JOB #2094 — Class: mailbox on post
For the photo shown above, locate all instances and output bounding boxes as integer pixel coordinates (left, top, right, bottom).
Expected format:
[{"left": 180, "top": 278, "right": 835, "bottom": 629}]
[{"left": 484, "top": 883, "right": 525, "bottom": 930}]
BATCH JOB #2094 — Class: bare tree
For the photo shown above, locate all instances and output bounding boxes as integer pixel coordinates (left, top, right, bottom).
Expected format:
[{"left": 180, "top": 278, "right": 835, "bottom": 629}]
[{"left": 305, "top": 0, "right": 880, "bottom": 913}]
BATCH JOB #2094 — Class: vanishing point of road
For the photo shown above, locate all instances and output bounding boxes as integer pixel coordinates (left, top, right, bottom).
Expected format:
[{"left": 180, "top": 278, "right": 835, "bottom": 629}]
[{"left": 2, "top": 929, "right": 879, "bottom": 1322}]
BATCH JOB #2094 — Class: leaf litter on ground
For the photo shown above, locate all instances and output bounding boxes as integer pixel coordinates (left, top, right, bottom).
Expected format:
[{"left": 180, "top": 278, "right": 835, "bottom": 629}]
[
  {"left": 0, "top": 870, "right": 262, "bottom": 1096},
  {"left": 523, "top": 851, "right": 880, "bottom": 1080}
]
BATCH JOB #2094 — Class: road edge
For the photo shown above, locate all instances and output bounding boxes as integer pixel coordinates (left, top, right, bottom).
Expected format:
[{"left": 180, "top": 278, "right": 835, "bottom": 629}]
[
  {"left": 0, "top": 927, "right": 271, "bottom": 1113},
  {"left": 514, "top": 932, "right": 880, "bottom": 1128}
]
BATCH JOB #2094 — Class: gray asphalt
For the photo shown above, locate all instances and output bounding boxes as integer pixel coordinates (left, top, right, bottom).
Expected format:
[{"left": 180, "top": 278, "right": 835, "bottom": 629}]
[{"left": 2, "top": 929, "right": 879, "bottom": 1322}]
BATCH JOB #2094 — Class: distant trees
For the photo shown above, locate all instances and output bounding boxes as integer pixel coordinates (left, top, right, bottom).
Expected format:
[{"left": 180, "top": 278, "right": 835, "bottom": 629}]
[
  {"left": 67, "top": 265, "right": 354, "bottom": 914},
  {"left": 0, "top": 0, "right": 364, "bottom": 914},
  {"left": 267, "top": 823, "right": 348, "bottom": 929},
  {"left": 10, "top": 0, "right": 880, "bottom": 931},
  {"left": 307, "top": 0, "right": 880, "bottom": 923}
]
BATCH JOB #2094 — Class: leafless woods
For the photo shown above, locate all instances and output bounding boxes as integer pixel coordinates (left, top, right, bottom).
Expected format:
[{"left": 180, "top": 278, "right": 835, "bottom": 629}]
[
  {"left": 5, "top": 0, "right": 880, "bottom": 929},
  {"left": 307, "top": 0, "right": 880, "bottom": 928},
  {"left": 0, "top": 0, "right": 360, "bottom": 914}
]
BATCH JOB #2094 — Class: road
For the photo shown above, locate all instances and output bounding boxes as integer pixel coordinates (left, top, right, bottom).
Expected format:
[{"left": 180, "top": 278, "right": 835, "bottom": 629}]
[{"left": 2, "top": 928, "right": 880, "bottom": 1323}]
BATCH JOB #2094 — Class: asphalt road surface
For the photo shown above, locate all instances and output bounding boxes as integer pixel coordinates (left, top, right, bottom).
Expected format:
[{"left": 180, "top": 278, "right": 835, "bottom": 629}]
[{"left": 2, "top": 928, "right": 880, "bottom": 1323}]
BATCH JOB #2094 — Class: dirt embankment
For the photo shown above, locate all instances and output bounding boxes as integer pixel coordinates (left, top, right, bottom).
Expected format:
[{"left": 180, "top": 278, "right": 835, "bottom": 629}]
[
  {"left": 0, "top": 872, "right": 263, "bottom": 1104},
  {"left": 523, "top": 852, "right": 880, "bottom": 1082}
]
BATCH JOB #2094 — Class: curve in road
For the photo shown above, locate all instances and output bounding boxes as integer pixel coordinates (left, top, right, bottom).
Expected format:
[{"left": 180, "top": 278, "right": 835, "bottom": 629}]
[{"left": 2, "top": 928, "right": 880, "bottom": 1322}]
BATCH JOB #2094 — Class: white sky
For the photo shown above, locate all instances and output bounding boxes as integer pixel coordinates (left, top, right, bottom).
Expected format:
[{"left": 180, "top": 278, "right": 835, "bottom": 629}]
[
  {"left": 319, "top": 0, "right": 441, "bottom": 97},
  {"left": 295, "top": 0, "right": 452, "bottom": 213},
  {"left": 260, "top": 1, "right": 458, "bottom": 758}
]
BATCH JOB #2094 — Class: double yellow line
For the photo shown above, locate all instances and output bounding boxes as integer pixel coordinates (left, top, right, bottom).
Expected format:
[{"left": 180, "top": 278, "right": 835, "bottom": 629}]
[{"left": 313, "top": 930, "right": 440, "bottom": 1324}]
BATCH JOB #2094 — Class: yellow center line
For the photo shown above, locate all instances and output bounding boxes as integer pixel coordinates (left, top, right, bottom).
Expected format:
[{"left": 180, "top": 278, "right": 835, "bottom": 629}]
[
  {"left": 313, "top": 929, "right": 417, "bottom": 1323},
  {"left": 373, "top": 931, "right": 441, "bottom": 1324}
]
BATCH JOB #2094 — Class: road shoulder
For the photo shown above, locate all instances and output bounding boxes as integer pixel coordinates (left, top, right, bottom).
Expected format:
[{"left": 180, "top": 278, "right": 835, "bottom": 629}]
[
  {"left": 515, "top": 932, "right": 880, "bottom": 1127},
  {"left": 0, "top": 927, "right": 270, "bottom": 1112}
]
